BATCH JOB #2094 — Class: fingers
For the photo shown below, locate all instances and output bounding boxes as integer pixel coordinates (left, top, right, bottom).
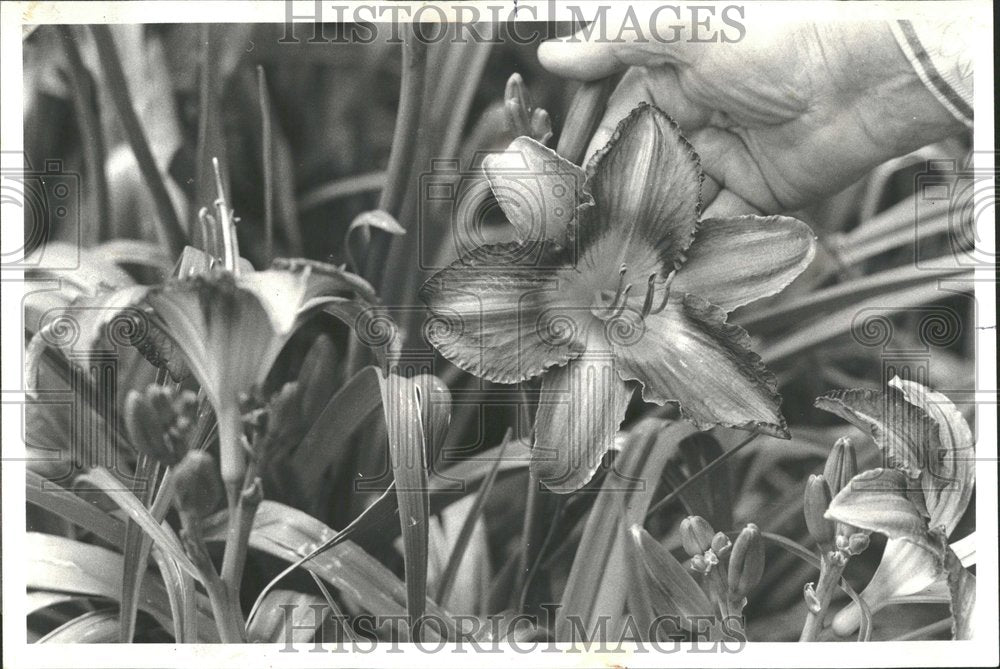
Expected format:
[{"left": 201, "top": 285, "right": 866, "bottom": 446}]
[
  {"left": 538, "top": 7, "right": 699, "bottom": 81},
  {"left": 702, "top": 189, "right": 760, "bottom": 219},
  {"left": 583, "top": 67, "right": 711, "bottom": 164},
  {"left": 687, "top": 127, "right": 784, "bottom": 214}
]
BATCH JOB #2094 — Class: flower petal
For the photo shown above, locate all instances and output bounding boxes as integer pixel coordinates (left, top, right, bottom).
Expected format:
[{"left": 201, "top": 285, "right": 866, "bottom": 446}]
[
  {"left": 814, "top": 385, "right": 938, "bottom": 479},
  {"left": 419, "top": 242, "right": 590, "bottom": 384},
  {"left": 581, "top": 103, "right": 700, "bottom": 276},
  {"left": 532, "top": 352, "right": 631, "bottom": 492},
  {"left": 889, "top": 377, "right": 975, "bottom": 535},
  {"left": 482, "top": 137, "right": 587, "bottom": 244},
  {"left": 832, "top": 537, "right": 940, "bottom": 636},
  {"left": 674, "top": 215, "right": 816, "bottom": 312},
  {"left": 610, "top": 294, "right": 788, "bottom": 437}
]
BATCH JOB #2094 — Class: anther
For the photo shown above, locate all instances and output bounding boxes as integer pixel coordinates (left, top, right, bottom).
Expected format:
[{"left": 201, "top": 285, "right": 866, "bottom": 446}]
[
  {"left": 608, "top": 284, "right": 633, "bottom": 318},
  {"left": 648, "top": 270, "right": 676, "bottom": 316},
  {"left": 640, "top": 273, "right": 658, "bottom": 317}
]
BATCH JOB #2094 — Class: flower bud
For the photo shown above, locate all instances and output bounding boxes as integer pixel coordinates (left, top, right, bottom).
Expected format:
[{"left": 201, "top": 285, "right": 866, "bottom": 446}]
[
  {"left": 172, "top": 451, "right": 222, "bottom": 518},
  {"left": 530, "top": 108, "right": 552, "bottom": 145},
  {"left": 727, "top": 523, "right": 764, "bottom": 600},
  {"left": 823, "top": 437, "right": 858, "bottom": 495},
  {"left": 846, "top": 532, "right": 870, "bottom": 556},
  {"left": 803, "top": 582, "right": 822, "bottom": 613},
  {"left": 711, "top": 531, "right": 732, "bottom": 557},
  {"left": 804, "top": 474, "right": 836, "bottom": 549},
  {"left": 680, "top": 515, "right": 715, "bottom": 557},
  {"left": 125, "top": 386, "right": 196, "bottom": 465},
  {"left": 689, "top": 553, "right": 710, "bottom": 574},
  {"left": 504, "top": 73, "right": 532, "bottom": 136}
]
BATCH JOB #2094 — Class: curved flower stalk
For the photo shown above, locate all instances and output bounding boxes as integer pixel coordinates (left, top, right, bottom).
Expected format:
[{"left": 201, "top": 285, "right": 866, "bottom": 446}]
[
  {"left": 816, "top": 377, "right": 975, "bottom": 637},
  {"left": 421, "top": 103, "right": 816, "bottom": 491}
]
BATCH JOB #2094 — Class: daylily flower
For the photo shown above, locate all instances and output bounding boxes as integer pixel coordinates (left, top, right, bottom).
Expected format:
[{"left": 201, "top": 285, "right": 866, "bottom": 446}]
[
  {"left": 421, "top": 104, "right": 816, "bottom": 491},
  {"left": 816, "top": 377, "right": 975, "bottom": 635}
]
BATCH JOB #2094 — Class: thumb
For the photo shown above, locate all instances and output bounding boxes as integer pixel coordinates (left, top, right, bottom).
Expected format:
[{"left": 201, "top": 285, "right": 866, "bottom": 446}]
[{"left": 538, "top": 8, "right": 701, "bottom": 81}]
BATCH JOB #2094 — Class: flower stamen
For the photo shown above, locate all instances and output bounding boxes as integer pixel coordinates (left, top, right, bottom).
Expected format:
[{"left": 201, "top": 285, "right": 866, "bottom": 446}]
[
  {"left": 608, "top": 283, "right": 633, "bottom": 318},
  {"left": 646, "top": 270, "right": 676, "bottom": 316}
]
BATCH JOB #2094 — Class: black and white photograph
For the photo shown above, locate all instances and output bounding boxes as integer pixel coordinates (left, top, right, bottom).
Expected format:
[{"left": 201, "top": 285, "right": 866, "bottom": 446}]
[{"left": 1, "top": 1, "right": 995, "bottom": 666}]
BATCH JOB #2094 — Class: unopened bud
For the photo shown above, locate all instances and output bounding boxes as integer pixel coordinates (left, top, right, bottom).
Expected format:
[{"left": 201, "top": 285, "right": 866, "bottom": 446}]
[
  {"left": 727, "top": 523, "right": 764, "bottom": 600},
  {"left": 803, "top": 582, "right": 822, "bottom": 613},
  {"left": 846, "top": 532, "right": 870, "bottom": 556},
  {"left": 125, "top": 386, "right": 196, "bottom": 465},
  {"left": 680, "top": 515, "right": 715, "bottom": 557},
  {"left": 172, "top": 451, "right": 222, "bottom": 518},
  {"left": 804, "top": 474, "right": 836, "bottom": 549},
  {"left": 689, "top": 554, "right": 710, "bottom": 574},
  {"left": 504, "top": 73, "right": 532, "bottom": 136},
  {"left": 530, "top": 108, "right": 552, "bottom": 144},
  {"left": 824, "top": 437, "right": 858, "bottom": 495},
  {"left": 711, "top": 531, "right": 732, "bottom": 557}
]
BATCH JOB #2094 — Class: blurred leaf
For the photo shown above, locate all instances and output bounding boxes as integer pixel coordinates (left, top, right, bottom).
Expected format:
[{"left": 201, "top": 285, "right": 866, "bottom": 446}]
[
  {"left": 557, "top": 419, "right": 693, "bottom": 639},
  {"left": 376, "top": 368, "right": 430, "bottom": 628},
  {"left": 26, "top": 532, "right": 217, "bottom": 640},
  {"left": 26, "top": 470, "right": 124, "bottom": 545},
  {"left": 150, "top": 544, "right": 198, "bottom": 643},
  {"left": 119, "top": 454, "right": 159, "bottom": 642},
  {"left": 39, "top": 609, "right": 120, "bottom": 643},
  {"left": 941, "top": 538, "right": 976, "bottom": 640},
  {"left": 90, "top": 25, "right": 186, "bottom": 254},
  {"left": 86, "top": 467, "right": 201, "bottom": 580},
  {"left": 626, "top": 525, "right": 714, "bottom": 630},
  {"left": 95, "top": 239, "right": 173, "bottom": 273},
  {"left": 204, "top": 501, "right": 455, "bottom": 640},
  {"left": 434, "top": 433, "right": 507, "bottom": 611},
  {"left": 247, "top": 590, "right": 325, "bottom": 643},
  {"left": 288, "top": 365, "right": 382, "bottom": 509}
]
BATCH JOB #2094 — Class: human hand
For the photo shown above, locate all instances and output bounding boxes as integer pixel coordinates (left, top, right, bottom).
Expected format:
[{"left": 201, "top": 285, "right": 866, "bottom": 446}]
[{"left": 539, "top": 7, "right": 966, "bottom": 218}]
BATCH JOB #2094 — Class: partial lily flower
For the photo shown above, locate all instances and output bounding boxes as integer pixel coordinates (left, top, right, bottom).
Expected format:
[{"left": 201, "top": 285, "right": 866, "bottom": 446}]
[
  {"left": 26, "top": 172, "right": 378, "bottom": 505},
  {"left": 421, "top": 103, "right": 816, "bottom": 491},
  {"left": 816, "top": 377, "right": 975, "bottom": 636}
]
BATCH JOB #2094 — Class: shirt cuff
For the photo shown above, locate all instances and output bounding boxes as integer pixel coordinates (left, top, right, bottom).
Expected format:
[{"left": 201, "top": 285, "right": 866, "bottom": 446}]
[{"left": 890, "top": 18, "right": 974, "bottom": 127}]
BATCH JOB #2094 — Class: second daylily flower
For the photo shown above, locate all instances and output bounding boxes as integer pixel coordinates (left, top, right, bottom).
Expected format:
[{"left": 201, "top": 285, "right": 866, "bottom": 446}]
[{"left": 421, "top": 104, "right": 816, "bottom": 491}]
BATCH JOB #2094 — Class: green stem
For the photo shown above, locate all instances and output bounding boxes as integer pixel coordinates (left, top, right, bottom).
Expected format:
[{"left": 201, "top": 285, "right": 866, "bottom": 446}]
[
  {"left": 799, "top": 551, "right": 848, "bottom": 642},
  {"left": 219, "top": 461, "right": 263, "bottom": 635}
]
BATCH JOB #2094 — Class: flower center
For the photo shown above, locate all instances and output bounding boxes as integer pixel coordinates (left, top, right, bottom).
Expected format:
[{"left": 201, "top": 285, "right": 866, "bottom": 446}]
[{"left": 590, "top": 264, "right": 675, "bottom": 321}]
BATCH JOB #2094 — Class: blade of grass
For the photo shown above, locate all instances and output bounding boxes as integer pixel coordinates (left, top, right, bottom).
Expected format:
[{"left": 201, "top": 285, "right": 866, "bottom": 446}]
[
  {"left": 87, "top": 467, "right": 202, "bottom": 581},
  {"left": 56, "top": 25, "right": 110, "bottom": 241},
  {"left": 645, "top": 431, "right": 760, "bottom": 521},
  {"left": 436, "top": 430, "right": 510, "bottom": 607},
  {"left": 194, "top": 24, "right": 230, "bottom": 258},
  {"left": 89, "top": 25, "right": 185, "bottom": 256},
  {"left": 759, "top": 276, "right": 972, "bottom": 364},
  {"left": 377, "top": 368, "right": 430, "bottom": 630},
  {"left": 118, "top": 454, "right": 160, "bottom": 641},
  {"left": 257, "top": 65, "right": 274, "bottom": 262},
  {"left": 738, "top": 262, "right": 967, "bottom": 335},
  {"left": 26, "top": 470, "right": 124, "bottom": 546}
]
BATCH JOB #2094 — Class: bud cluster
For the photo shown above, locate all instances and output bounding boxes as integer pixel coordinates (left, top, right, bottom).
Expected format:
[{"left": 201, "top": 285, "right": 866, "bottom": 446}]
[
  {"left": 679, "top": 515, "right": 764, "bottom": 609},
  {"left": 124, "top": 385, "right": 199, "bottom": 465},
  {"left": 803, "top": 437, "right": 870, "bottom": 558}
]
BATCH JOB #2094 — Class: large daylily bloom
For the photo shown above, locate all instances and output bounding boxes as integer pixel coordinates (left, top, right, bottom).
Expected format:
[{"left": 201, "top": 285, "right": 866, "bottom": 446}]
[
  {"left": 817, "top": 377, "right": 976, "bottom": 635},
  {"left": 28, "top": 245, "right": 375, "bottom": 501},
  {"left": 421, "top": 104, "right": 816, "bottom": 491}
]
